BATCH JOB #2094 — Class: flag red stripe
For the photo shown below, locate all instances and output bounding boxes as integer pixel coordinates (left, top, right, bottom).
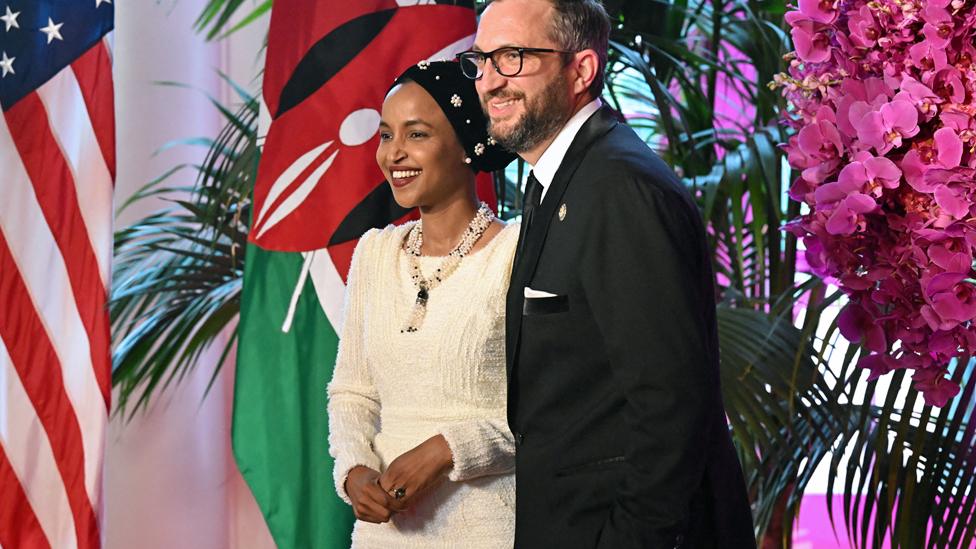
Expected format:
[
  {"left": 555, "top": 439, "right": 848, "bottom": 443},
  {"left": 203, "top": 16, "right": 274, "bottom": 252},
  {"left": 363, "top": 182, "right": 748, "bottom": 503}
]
[
  {"left": 71, "top": 41, "right": 116, "bottom": 182},
  {"left": 0, "top": 444, "right": 52, "bottom": 549},
  {"left": 3, "top": 95, "right": 112, "bottom": 410},
  {"left": 0, "top": 232, "right": 100, "bottom": 549}
]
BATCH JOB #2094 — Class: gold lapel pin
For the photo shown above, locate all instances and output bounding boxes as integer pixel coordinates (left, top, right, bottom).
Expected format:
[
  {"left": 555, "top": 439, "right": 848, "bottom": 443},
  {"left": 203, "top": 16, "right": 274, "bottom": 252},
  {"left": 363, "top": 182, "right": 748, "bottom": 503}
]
[{"left": 558, "top": 203, "right": 568, "bottom": 221}]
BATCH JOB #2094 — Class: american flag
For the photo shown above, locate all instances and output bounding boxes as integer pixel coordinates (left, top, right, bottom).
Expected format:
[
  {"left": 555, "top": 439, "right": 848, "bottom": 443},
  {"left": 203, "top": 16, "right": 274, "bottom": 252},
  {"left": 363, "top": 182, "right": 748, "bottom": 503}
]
[{"left": 0, "top": 1, "right": 114, "bottom": 548}]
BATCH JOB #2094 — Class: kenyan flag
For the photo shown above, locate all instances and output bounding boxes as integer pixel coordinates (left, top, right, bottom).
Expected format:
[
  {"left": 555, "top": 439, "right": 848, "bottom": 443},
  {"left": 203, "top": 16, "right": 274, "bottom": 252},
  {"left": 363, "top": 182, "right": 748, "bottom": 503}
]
[{"left": 231, "top": 2, "right": 486, "bottom": 547}]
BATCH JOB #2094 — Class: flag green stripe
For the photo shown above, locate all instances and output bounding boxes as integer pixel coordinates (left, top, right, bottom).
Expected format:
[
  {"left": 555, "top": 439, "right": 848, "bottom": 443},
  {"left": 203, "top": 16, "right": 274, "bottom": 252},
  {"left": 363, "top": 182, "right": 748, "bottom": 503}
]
[{"left": 232, "top": 243, "right": 354, "bottom": 548}]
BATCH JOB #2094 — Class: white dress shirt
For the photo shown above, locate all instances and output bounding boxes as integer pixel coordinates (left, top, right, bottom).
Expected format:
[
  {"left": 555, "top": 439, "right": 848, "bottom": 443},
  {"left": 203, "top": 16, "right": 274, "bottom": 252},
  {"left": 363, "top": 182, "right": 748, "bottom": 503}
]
[{"left": 529, "top": 97, "right": 602, "bottom": 202}]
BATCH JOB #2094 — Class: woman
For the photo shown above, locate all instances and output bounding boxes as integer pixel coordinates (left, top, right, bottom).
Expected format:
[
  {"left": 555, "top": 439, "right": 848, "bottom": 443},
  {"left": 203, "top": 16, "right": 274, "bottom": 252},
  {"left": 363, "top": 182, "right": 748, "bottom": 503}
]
[{"left": 327, "top": 60, "right": 518, "bottom": 548}]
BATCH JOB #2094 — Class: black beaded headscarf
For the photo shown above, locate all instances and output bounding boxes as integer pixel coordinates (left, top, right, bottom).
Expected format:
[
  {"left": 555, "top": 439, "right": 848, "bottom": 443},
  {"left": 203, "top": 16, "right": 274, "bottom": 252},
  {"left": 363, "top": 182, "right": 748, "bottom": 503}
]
[{"left": 391, "top": 60, "right": 514, "bottom": 173}]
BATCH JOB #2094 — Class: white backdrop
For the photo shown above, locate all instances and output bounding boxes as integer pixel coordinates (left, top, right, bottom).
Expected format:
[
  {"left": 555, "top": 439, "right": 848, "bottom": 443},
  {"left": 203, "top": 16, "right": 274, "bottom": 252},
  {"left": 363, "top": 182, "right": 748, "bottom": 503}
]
[{"left": 106, "top": 2, "right": 275, "bottom": 548}]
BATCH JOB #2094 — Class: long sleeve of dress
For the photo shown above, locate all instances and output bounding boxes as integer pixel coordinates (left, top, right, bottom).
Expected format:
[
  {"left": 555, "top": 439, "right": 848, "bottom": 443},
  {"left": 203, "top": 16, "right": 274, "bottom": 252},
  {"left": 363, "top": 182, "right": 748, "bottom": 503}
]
[
  {"left": 327, "top": 230, "right": 382, "bottom": 505},
  {"left": 438, "top": 416, "right": 515, "bottom": 482}
]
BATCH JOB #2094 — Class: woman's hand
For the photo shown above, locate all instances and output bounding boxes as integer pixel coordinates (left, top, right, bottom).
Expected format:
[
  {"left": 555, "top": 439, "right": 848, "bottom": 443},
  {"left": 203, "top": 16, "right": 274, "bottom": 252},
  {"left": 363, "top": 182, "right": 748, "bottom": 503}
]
[
  {"left": 345, "top": 466, "right": 395, "bottom": 523},
  {"left": 377, "top": 435, "right": 454, "bottom": 512}
]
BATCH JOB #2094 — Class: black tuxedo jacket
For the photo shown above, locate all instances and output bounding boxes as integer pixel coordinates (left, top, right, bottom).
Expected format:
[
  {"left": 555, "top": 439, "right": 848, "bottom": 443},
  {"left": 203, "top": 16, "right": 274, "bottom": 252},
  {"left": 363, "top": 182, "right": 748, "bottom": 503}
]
[{"left": 506, "top": 106, "right": 755, "bottom": 549}]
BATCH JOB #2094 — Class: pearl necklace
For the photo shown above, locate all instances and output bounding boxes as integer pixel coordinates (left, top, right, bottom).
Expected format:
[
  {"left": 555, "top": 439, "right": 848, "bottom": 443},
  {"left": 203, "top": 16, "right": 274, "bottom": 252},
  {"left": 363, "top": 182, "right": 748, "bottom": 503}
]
[{"left": 401, "top": 202, "right": 494, "bottom": 333}]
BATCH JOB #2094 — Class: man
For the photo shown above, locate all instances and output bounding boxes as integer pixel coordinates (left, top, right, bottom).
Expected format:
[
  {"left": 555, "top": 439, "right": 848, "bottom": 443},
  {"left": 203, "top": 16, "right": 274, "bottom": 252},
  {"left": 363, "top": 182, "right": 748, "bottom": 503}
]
[{"left": 459, "top": 1, "right": 756, "bottom": 547}]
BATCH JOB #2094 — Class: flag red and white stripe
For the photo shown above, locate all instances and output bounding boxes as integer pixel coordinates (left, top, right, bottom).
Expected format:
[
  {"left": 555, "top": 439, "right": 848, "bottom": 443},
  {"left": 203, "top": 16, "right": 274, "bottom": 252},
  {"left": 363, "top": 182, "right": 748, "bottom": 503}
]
[{"left": 0, "top": 35, "right": 114, "bottom": 549}]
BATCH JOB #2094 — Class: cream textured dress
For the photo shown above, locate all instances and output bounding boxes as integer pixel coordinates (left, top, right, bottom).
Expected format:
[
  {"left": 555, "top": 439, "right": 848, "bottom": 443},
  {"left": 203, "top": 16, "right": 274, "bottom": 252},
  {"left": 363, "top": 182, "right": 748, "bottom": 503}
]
[{"left": 327, "top": 221, "right": 519, "bottom": 549}]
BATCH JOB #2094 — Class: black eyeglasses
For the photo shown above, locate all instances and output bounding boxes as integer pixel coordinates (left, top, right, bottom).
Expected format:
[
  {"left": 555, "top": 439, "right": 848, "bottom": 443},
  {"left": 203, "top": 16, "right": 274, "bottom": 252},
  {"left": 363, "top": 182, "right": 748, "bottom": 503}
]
[{"left": 456, "top": 47, "right": 576, "bottom": 80}]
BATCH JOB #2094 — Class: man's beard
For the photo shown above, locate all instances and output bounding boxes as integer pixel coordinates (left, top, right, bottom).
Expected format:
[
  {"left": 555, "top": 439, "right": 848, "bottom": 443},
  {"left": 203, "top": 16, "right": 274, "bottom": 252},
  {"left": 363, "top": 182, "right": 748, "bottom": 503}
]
[{"left": 485, "top": 72, "right": 571, "bottom": 154}]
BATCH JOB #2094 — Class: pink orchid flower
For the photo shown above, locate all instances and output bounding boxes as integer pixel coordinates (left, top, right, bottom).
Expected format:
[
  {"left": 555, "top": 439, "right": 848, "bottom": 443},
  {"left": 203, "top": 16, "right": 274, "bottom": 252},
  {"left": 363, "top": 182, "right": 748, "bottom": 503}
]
[
  {"left": 835, "top": 77, "right": 892, "bottom": 138},
  {"left": 912, "top": 367, "right": 961, "bottom": 407},
  {"left": 857, "top": 353, "right": 898, "bottom": 381},
  {"left": 926, "top": 237, "right": 973, "bottom": 273},
  {"left": 934, "top": 184, "right": 971, "bottom": 220},
  {"left": 786, "top": 14, "right": 832, "bottom": 63},
  {"left": 798, "top": 0, "right": 838, "bottom": 23},
  {"left": 893, "top": 76, "right": 941, "bottom": 119},
  {"left": 795, "top": 120, "right": 845, "bottom": 182},
  {"left": 932, "top": 68, "right": 966, "bottom": 104},
  {"left": 825, "top": 192, "right": 877, "bottom": 234},
  {"left": 939, "top": 109, "right": 975, "bottom": 133},
  {"left": 909, "top": 40, "right": 949, "bottom": 73},
  {"left": 901, "top": 127, "right": 963, "bottom": 192},
  {"left": 851, "top": 99, "right": 919, "bottom": 154},
  {"left": 922, "top": 6, "right": 954, "bottom": 49},
  {"left": 920, "top": 272, "right": 976, "bottom": 330},
  {"left": 847, "top": 6, "right": 880, "bottom": 48},
  {"left": 835, "top": 153, "right": 902, "bottom": 198},
  {"left": 839, "top": 302, "right": 888, "bottom": 352}
]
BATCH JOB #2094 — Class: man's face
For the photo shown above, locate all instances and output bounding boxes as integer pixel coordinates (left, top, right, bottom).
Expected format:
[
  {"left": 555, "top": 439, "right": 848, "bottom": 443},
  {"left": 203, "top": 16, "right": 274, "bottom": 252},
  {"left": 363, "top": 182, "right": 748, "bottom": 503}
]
[{"left": 474, "top": 0, "right": 573, "bottom": 154}]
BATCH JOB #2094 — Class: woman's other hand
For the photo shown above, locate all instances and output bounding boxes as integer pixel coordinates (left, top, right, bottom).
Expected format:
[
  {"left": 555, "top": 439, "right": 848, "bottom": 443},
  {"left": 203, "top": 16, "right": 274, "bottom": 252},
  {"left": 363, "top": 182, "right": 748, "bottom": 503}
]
[
  {"left": 378, "top": 435, "right": 454, "bottom": 511},
  {"left": 345, "top": 466, "right": 395, "bottom": 523}
]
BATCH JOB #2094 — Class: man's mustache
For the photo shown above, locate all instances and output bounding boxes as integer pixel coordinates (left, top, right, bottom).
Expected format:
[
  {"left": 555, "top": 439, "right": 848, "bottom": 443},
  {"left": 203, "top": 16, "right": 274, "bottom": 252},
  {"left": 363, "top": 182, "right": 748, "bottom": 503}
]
[{"left": 482, "top": 91, "right": 526, "bottom": 103}]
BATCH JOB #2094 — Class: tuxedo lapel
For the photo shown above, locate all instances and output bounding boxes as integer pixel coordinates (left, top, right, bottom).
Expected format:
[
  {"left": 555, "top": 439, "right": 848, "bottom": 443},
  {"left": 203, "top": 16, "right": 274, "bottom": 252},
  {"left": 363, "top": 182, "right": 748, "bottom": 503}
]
[
  {"left": 506, "top": 106, "right": 620, "bottom": 378},
  {"left": 513, "top": 107, "right": 619, "bottom": 286}
]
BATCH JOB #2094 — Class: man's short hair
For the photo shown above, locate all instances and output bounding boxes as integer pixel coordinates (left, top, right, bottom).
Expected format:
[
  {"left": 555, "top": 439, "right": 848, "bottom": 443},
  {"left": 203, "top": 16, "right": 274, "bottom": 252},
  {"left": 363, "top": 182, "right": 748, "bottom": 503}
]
[
  {"left": 545, "top": 0, "right": 611, "bottom": 99},
  {"left": 487, "top": 0, "right": 611, "bottom": 99}
]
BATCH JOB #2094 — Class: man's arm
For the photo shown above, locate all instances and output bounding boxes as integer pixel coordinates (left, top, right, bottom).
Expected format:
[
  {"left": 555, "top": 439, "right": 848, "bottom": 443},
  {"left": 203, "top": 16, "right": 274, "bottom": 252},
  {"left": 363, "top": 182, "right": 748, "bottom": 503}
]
[{"left": 579, "top": 173, "right": 718, "bottom": 548}]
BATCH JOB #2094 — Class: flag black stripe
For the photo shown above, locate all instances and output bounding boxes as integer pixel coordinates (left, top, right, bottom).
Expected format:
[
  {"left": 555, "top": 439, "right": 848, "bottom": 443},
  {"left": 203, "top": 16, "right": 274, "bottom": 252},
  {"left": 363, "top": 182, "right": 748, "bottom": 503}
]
[
  {"left": 328, "top": 181, "right": 412, "bottom": 246},
  {"left": 275, "top": 9, "right": 397, "bottom": 119}
]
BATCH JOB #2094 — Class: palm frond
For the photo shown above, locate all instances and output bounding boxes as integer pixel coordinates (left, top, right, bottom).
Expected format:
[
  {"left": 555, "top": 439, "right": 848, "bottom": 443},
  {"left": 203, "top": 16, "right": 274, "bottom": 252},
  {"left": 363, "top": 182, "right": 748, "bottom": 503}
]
[
  {"left": 110, "top": 85, "right": 259, "bottom": 418},
  {"left": 193, "top": 0, "right": 273, "bottom": 41}
]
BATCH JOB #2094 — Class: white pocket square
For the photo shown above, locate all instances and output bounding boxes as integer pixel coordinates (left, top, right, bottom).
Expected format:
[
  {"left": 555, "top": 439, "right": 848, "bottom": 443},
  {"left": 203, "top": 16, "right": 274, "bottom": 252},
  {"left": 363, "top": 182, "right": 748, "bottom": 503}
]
[{"left": 524, "top": 287, "right": 558, "bottom": 298}]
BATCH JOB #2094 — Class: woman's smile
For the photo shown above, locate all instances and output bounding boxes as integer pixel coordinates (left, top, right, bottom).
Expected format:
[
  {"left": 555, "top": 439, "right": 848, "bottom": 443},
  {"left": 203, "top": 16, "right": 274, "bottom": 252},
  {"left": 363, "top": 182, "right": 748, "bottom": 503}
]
[{"left": 388, "top": 166, "right": 423, "bottom": 188}]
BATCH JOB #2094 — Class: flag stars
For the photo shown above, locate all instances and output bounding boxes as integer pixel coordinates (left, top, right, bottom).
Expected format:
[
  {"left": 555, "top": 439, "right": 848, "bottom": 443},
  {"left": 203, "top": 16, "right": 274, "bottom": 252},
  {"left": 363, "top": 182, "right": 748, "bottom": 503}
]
[
  {"left": 1, "top": 6, "right": 19, "bottom": 31},
  {"left": 96, "top": 0, "right": 112, "bottom": 6},
  {"left": 0, "top": 51, "right": 14, "bottom": 78},
  {"left": 40, "top": 17, "right": 64, "bottom": 44}
]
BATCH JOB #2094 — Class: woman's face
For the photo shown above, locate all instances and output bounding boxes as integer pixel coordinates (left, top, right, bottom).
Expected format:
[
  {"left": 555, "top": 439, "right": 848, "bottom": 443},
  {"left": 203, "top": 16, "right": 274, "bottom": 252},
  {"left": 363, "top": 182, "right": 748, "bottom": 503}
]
[{"left": 377, "top": 82, "right": 472, "bottom": 209}]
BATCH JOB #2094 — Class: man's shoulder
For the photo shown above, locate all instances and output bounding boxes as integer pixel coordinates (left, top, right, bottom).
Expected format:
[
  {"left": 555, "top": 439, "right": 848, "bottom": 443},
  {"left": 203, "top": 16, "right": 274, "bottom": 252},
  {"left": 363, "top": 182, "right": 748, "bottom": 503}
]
[{"left": 577, "top": 125, "right": 688, "bottom": 204}]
